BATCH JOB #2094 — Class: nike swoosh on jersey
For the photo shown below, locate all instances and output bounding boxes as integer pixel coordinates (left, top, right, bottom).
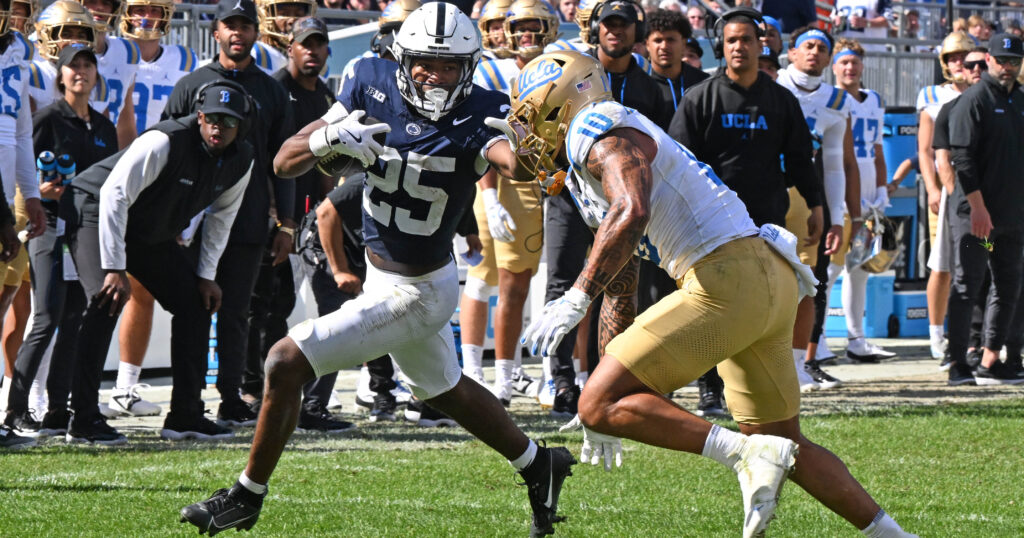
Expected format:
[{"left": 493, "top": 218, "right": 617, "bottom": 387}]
[{"left": 453, "top": 115, "right": 472, "bottom": 126}]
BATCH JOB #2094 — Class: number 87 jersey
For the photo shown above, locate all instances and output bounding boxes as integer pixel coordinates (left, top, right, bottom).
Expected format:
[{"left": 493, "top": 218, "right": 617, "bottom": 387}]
[
  {"left": 133, "top": 44, "right": 198, "bottom": 133},
  {"left": 336, "top": 57, "right": 510, "bottom": 267}
]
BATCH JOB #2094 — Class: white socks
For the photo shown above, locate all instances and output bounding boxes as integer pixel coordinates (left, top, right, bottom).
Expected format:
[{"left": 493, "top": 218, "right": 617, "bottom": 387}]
[
  {"left": 929, "top": 324, "right": 945, "bottom": 344},
  {"left": 702, "top": 424, "right": 747, "bottom": 468},
  {"left": 792, "top": 348, "right": 807, "bottom": 365},
  {"left": 509, "top": 439, "right": 538, "bottom": 470},
  {"left": 238, "top": 472, "right": 267, "bottom": 495},
  {"left": 461, "top": 344, "right": 484, "bottom": 381},
  {"left": 115, "top": 362, "right": 142, "bottom": 389},
  {"left": 842, "top": 265, "right": 869, "bottom": 339},
  {"left": 861, "top": 510, "right": 909, "bottom": 537},
  {"left": 494, "top": 359, "right": 514, "bottom": 387}
]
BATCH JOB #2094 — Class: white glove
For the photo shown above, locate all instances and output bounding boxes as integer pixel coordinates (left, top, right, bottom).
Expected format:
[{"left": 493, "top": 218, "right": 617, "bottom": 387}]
[
  {"left": 308, "top": 110, "right": 390, "bottom": 167},
  {"left": 482, "top": 188, "right": 516, "bottom": 242},
  {"left": 872, "top": 186, "right": 890, "bottom": 209},
  {"left": 559, "top": 414, "right": 623, "bottom": 471},
  {"left": 521, "top": 287, "right": 591, "bottom": 357}
]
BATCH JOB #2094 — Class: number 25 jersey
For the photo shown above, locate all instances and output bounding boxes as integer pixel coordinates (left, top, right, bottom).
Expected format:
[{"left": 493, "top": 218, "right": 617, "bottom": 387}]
[{"left": 336, "top": 57, "right": 508, "bottom": 266}]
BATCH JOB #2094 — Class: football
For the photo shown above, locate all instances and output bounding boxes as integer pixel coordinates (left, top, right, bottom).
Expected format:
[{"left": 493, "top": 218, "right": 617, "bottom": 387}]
[{"left": 315, "top": 115, "right": 387, "bottom": 177}]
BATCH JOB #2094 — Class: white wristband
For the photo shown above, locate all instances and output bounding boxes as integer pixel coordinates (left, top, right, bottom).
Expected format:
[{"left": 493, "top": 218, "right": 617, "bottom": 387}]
[
  {"left": 320, "top": 102, "right": 350, "bottom": 125},
  {"left": 309, "top": 125, "right": 332, "bottom": 157},
  {"left": 564, "top": 287, "right": 593, "bottom": 309}
]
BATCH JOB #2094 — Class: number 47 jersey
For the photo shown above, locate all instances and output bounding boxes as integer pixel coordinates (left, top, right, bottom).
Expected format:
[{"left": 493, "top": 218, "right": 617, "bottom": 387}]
[{"left": 336, "top": 57, "right": 509, "bottom": 266}]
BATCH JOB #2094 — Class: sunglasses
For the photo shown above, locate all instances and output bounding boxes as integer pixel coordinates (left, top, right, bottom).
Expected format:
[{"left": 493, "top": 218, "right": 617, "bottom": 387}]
[
  {"left": 993, "top": 56, "right": 1023, "bottom": 67},
  {"left": 202, "top": 113, "right": 240, "bottom": 128},
  {"left": 964, "top": 60, "right": 987, "bottom": 71}
]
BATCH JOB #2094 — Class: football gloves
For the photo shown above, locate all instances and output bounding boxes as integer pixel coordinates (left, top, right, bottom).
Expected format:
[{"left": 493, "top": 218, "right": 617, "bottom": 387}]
[
  {"left": 482, "top": 188, "right": 516, "bottom": 242},
  {"left": 308, "top": 110, "right": 390, "bottom": 167},
  {"left": 521, "top": 287, "right": 591, "bottom": 357},
  {"left": 559, "top": 414, "right": 623, "bottom": 471}
]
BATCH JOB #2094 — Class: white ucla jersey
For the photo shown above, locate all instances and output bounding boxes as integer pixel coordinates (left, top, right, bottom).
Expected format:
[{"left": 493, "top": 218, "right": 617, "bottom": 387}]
[
  {"left": 915, "top": 83, "right": 959, "bottom": 121},
  {"left": 847, "top": 87, "right": 885, "bottom": 202},
  {"left": 474, "top": 57, "right": 519, "bottom": 95},
  {"left": 776, "top": 69, "right": 850, "bottom": 143},
  {"left": 544, "top": 38, "right": 588, "bottom": 54},
  {"left": 0, "top": 31, "right": 33, "bottom": 143},
  {"left": 564, "top": 100, "right": 758, "bottom": 279},
  {"left": 27, "top": 59, "right": 58, "bottom": 109},
  {"left": 133, "top": 44, "right": 198, "bottom": 133},
  {"left": 251, "top": 42, "right": 287, "bottom": 75},
  {"left": 92, "top": 36, "right": 141, "bottom": 125}
]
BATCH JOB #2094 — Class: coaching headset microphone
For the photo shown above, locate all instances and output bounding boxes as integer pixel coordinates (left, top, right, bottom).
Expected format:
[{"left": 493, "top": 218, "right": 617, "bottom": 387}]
[
  {"left": 711, "top": 5, "right": 766, "bottom": 60},
  {"left": 192, "top": 78, "right": 256, "bottom": 140}
]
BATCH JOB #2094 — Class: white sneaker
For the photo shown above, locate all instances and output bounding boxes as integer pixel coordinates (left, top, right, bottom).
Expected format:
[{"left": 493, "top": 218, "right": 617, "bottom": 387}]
[
  {"left": 104, "top": 384, "right": 162, "bottom": 417},
  {"left": 491, "top": 380, "right": 513, "bottom": 406},
  {"left": 814, "top": 334, "right": 836, "bottom": 361},
  {"left": 930, "top": 338, "right": 947, "bottom": 360},
  {"left": 391, "top": 378, "right": 413, "bottom": 406},
  {"left": 537, "top": 378, "right": 556, "bottom": 408},
  {"left": 733, "top": 434, "right": 799, "bottom": 538},
  {"left": 354, "top": 366, "right": 374, "bottom": 410},
  {"left": 847, "top": 338, "right": 897, "bottom": 361},
  {"left": 795, "top": 356, "right": 819, "bottom": 392},
  {"left": 28, "top": 379, "right": 47, "bottom": 422}
]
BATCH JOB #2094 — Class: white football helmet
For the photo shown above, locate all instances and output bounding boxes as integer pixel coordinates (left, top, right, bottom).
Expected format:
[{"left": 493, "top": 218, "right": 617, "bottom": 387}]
[{"left": 391, "top": 2, "right": 481, "bottom": 121}]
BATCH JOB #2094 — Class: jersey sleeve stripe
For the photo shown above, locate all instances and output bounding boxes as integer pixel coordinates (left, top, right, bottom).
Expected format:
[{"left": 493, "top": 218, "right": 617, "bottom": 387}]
[
  {"left": 28, "top": 63, "right": 42, "bottom": 89},
  {"left": 478, "top": 60, "right": 504, "bottom": 91},
  {"left": 123, "top": 39, "right": 140, "bottom": 64},
  {"left": 96, "top": 75, "right": 108, "bottom": 101},
  {"left": 828, "top": 88, "right": 846, "bottom": 110}
]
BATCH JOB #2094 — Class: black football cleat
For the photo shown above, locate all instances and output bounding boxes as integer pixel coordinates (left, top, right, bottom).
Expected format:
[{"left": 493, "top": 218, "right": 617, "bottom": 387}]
[
  {"left": 180, "top": 484, "right": 263, "bottom": 536},
  {"left": 521, "top": 444, "right": 576, "bottom": 537}
]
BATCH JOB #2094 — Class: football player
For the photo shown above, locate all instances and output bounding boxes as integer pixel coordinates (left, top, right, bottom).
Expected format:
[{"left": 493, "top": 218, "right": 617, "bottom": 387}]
[
  {"left": 775, "top": 27, "right": 867, "bottom": 388},
  {"left": 9, "top": 0, "right": 38, "bottom": 34},
  {"left": 462, "top": 0, "right": 558, "bottom": 408},
  {"left": 96, "top": 0, "right": 198, "bottom": 420},
  {"left": 252, "top": 0, "right": 316, "bottom": 75},
  {"left": 27, "top": 0, "right": 98, "bottom": 110},
  {"left": 513, "top": 49, "right": 916, "bottom": 538},
  {"left": 478, "top": 0, "right": 513, "bottom": 59},
  {"left": 180, "top": 5, "right": 575, "bottom": 536},
  {"left": 77, "top": 0, "right": 140, "bottom": 147}
]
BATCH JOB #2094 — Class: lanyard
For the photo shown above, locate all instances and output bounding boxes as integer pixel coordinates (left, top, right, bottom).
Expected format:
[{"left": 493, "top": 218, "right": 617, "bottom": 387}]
[
  {"left": 666, "top": 78, "right": 679, "bottom": 111},
  {"left": 607, "top": 72, "right": 626, "bottom": 103}
]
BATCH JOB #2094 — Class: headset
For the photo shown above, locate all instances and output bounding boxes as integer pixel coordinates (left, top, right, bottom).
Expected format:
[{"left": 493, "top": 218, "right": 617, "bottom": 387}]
[
  {"left": 192, "top": 78, "right": 256, "bottom": 139},
  {"left": 588, "top": 0, "right": 646, "bottom": 45},
  {"left": 711, "top": 5, "right": 765, "bottom": 60}
]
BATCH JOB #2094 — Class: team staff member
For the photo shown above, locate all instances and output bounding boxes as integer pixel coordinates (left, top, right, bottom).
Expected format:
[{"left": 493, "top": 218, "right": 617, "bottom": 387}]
[
  {"left": 669, "top": 8, "right": 825, "bottom": 414},
  {"left": 645, "top": 9, "right": 708, "bottom": 113},
  {"left": 162, "top": 0, "right": 295, "bottom": 427},
  {"left": 946, "top": 34, "right": 1024, "bottom": 386},
  {"left": 268, "top": 17, "right": 347, "bottom": 431},
  {"left": 4, "top": 45, "right": 118, "bottom": 438},
  {"left": 65, "top": 82, "right": 254, "bottom": 445}
]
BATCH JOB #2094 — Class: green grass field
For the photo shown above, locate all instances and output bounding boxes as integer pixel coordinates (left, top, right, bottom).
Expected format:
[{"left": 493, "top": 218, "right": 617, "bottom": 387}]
[{"left": 3, "top": 399, "right": 1024, "bottom": 537}]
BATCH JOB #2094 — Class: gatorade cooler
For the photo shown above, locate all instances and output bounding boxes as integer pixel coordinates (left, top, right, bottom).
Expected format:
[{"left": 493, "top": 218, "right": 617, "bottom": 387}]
[{"left": 882, "top": 107, "right": 918, "bottom": 188}]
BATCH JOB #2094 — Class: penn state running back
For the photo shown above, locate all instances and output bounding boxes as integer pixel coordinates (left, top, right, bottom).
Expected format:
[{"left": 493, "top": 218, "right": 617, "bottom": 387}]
[{"left": 179, "top": 5, "right": 576, "bottom": 538}]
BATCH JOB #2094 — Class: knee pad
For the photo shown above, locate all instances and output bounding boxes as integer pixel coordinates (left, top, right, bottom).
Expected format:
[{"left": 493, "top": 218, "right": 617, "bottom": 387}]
[{"left": 463, "top": 277, "right": 497, "bottom": 302}]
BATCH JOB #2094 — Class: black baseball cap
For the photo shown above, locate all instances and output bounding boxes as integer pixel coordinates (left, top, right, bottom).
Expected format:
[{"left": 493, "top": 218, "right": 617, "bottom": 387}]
[
  {"left": 759, "top": 45, "right": 780, "bottom": 68},
  {"left": 291, "top": 16, "right": 328, "bottom": 43},
  {"left": 198, "top": 84, "right": 248, "bottom": 120},
  {"left": 215, "top": 0, "right": 258, "bottom": 25},
  {"left": 57, "top": 43, "right": 97, "bottom": 70},
  {"left": 685, "top": 37, "right": 703, "bottom": 58},
  {"left": 989, "top": 33, "right": 1024, "bottom": 57},
  {"left": 598, "top": 0, "right": 640, "bottom": 25}
]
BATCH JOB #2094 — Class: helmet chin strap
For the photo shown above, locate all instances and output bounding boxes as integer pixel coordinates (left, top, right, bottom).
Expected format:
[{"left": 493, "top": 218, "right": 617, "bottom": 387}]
[{"left": 424, "top": 87, "right": 449, "bottom": 121}]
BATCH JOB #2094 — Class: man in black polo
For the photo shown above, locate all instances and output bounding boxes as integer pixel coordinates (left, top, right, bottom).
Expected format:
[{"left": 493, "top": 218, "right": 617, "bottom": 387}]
[
  {"left": 162, "top": 0, "right": 295, "bottom": 426},
  {"left": 946, "top": 33, "right": 1024, "bottom": 386},
  {"left": 669, "top": 9, "right": 825, "bottom": 413},
  {"left": 66, "top": 83, "right": 254, "bottom": 444}
]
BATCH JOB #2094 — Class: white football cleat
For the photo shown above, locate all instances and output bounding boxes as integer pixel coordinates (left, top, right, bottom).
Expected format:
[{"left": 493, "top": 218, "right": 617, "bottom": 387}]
[
  {"left": 733, "top": 434, "right": 799, "bottom": 538},
  {"left": 794, "top": 356, "right": 819, "bottom": 392},
  {"left": 537, "top": 377, "right": 556, "bottom": 409},
  {"left": 104, "top": 384, "right": 162, "bottom": 417}
]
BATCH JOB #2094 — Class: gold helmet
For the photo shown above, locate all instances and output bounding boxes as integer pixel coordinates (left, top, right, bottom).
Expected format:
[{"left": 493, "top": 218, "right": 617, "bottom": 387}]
[
  {"left": 36, "top": 1, "right": 97, "bottom": 61},
  {"left": 378, "top": 0, "right": 419, "bottom": 32},
  {"left": 478, "top": 0, "right": 513, "bottom": 58},
  {"left": 71, "top": 0, "right": 120, "bottom": 33},
  {"left": 507, "top": 50, "right": 611, "bottom": 175},
  {"left": 10, "top": 0, "right": 40, "bottom": 33},
  {"left": 119, "top": 0, "right": 173, "bottom": 39},
  {"left": 256, "top": 0, "right": 317, "bottom": 49},
  {"left": 503, "top": 0, "right": 559, "bottom": 60},
  {"left": 939, "top": 31, "right": 974, "bottom": 82},
  {"left": 575, "top": 0, "right": 602, "bottom": 44}
]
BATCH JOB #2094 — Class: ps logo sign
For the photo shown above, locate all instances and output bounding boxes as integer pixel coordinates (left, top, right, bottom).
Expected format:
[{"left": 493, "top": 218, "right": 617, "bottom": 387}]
[{"left": 220, "top": 90, "right": 230, "bottom": 103}]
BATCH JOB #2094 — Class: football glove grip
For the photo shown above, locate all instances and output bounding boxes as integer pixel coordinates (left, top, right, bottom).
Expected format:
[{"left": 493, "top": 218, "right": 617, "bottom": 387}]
[
  {"left": 308, "top": 111, "right": 390, "bottom": 166},
  {"left": 521, "top": 287, "right": 591, "bottom": 357},
  {"left": 559, "top": 414, "right": 624, "bottom": 471},
  {"left": 482, "top": 188, "right": 516, "bottom": 243}
]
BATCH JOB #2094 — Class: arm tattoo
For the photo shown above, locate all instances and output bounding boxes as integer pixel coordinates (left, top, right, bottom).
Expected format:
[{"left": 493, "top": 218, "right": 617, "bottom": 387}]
[{"left": 598, "top": 256, "right": 639, "bottom": 355}]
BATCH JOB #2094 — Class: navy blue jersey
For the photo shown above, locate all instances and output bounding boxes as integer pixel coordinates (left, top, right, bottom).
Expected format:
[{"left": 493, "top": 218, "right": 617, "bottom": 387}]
[{"left": 337, "top": 57, "right": 508, "bottom": 265}]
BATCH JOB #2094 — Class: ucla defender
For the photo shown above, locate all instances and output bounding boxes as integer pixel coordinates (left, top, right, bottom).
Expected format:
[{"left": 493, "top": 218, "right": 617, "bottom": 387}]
[
  {"left": 463, "top": 0, "right": 559, "bottom": 406},
  {"left": 180, "top": 5, "right": 575, "bottom": 537},
  {"left": 27, "top": 1, "right": 97, "bottom": 110},
  {"left": 512, "top": 50, "right": 916, "bottom": 538}
]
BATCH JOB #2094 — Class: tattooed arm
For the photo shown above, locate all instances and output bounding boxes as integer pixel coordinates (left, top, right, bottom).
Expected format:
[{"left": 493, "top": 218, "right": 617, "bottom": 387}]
[
  {"left": 598, "top": 256, "right": 639, "bottom": 357},
  {"left": 572, "top": 126, "right": 654, "bottom": 322}
]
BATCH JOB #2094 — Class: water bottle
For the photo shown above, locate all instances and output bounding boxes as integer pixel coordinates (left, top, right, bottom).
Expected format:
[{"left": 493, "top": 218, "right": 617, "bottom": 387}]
[
  {"left": 56, "top": 154, "right": 76, "bottom": 185},
  {"left": 206, "top": 313, "right": 219, "bottom": 386},
  {"left": 36, "top": 151, "right": 57, "bottom": 184}
]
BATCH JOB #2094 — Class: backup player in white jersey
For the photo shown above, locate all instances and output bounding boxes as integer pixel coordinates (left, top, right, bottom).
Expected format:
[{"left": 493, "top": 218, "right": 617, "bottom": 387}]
[
  {"left": 463, "top": 0, "right": 558, "bottom": 404},
  {"left": 915, "top": 31, "right": 976, "bottom": 359},
  {"left": 9, "top": 0, "right": 38, "bottom": 36},
  {"left": 775, "top": 26, "right": 866, "bottom": 386},
  {"left": 77, "top": 0, "right": 139, "bottom": 145},
  {"left": 27, "top": 1, "right": 97, "bottom": 110},
  {"left": 508, "top": 50, "right": 917, "bottom": 538},
  {"left": 828, "top": 38, "right": 894, "bottom": 360},
  {"left": 251, "top": 0, "right": 316, "bottom": 74},
  {"left": 478, "top": 0, "right": 513, "bottom": 60}
]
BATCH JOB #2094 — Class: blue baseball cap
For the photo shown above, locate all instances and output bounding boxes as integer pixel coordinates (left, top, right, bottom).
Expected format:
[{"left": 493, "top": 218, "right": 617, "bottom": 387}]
[{"left": 762, "top": 15, "right": 781, "bottom": 35}]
